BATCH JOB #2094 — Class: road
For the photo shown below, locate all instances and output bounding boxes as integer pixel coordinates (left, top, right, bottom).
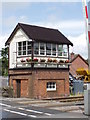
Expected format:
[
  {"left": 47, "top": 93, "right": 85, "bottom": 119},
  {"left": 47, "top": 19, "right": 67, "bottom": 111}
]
[
  {"left": 0, "top": 98, "right": 89, "bottom": 120},
  {"left": 0, "top": 98, "right": 63, "bottom": 119}
]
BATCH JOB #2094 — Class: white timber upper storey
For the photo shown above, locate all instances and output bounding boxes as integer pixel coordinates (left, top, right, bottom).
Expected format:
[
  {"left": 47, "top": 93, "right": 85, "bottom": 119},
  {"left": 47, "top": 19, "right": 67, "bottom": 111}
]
[{"left": 6, "top": 23, "right": 73, "bottom": 69}]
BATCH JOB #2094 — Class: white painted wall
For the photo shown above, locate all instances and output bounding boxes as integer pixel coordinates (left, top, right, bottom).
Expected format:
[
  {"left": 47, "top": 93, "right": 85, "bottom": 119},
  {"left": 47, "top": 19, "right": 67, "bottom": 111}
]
[
  {"left": 9, "top": 28, "right": 32, "bottom": 68},
  {"left": 9, "top": 28, "right": 69, "bottom": 69}
]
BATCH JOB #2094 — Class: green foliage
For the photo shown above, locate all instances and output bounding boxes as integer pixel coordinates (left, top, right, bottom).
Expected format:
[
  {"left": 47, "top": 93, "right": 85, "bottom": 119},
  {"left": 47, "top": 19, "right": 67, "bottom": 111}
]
[{"left": 0, "top": 47, "right": 8, "bottom": 76}]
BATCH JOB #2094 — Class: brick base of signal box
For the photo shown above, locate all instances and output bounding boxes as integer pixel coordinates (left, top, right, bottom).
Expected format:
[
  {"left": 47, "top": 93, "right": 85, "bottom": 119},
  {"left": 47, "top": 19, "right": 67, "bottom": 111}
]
[{"left": 9, "top": 68, "right": 70, "bottom": 99}]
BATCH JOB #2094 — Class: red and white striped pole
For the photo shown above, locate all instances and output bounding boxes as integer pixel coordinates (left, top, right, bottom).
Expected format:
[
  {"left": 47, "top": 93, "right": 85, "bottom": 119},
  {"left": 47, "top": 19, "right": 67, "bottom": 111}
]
[
  {"left": 82, "top": 0, "right": 90, "bottom": 44},
  {"left": 82, "top": 0, "right": 90, "bottom": 69}
]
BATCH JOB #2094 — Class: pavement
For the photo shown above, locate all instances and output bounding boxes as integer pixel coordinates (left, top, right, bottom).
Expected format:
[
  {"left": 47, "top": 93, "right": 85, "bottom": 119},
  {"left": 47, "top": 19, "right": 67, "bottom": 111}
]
[{"left": 0, "top": 97, "right": 90, "bottom": 119}]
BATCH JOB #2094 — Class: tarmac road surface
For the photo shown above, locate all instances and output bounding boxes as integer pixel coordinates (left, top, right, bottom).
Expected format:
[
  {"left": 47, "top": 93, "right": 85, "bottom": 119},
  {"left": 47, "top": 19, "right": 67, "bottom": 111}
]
[{"left": 0, "top": 97, "right": 89, "bottom": 120}]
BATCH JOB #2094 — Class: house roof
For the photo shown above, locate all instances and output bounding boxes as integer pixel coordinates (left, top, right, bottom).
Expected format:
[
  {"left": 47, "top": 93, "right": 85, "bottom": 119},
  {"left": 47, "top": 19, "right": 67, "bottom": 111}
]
[
  {"left": 70, "top": 54, "right": 89, "bottom": 66},
  {"left": 5, "top": 23, "right": 73, "bottom": 46}
]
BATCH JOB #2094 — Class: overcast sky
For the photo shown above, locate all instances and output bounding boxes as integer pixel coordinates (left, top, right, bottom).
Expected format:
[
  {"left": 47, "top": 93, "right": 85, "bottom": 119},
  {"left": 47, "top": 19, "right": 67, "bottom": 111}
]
[{"left": 1, "top": 0, "right": 90, "bottom": 59}]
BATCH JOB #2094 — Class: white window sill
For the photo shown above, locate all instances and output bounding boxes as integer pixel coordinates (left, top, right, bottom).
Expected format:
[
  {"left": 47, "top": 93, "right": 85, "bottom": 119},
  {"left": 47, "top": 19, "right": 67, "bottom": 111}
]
[{"left": 47, "top": 89, "right": 56, "bottom": 92}]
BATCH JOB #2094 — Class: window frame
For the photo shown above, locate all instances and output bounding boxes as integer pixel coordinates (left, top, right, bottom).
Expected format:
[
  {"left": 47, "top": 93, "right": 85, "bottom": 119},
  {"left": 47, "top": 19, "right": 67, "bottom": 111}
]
[
  {"left": 17, "top": 41, "right": 68, "bottom": 58},
  {"left": 58, "top": 44, "right": 68, "bottom": 57},
  {"left": 34, "top": 42, "right": 39, "bottom": 56},
  {"left": 46, "top": 43, "right": 52, "bottom": 56},
  {"left": 27, "top": 41, "right": 32, "bottom": 55},
  {"left": 62, "top": 45, "right": 68, "bottom": 56},
  {"left": 46, "top": 82, "right": 56, "bottom": 91},
  {"left": 51, "top": 43, "right": 57, "bottom": 56},
  {"left": 17, "top": 41, "right": 32, "bottom": 56},
  {"left": 39, "top": 42, "right": 46, "bottom": 56}
]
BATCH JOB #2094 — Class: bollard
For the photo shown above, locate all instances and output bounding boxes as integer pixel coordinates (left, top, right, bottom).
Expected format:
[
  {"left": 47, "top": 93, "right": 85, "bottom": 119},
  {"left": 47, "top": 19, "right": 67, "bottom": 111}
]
[{"left": 84, "top": 90, "right": 90, "bottom": 115}]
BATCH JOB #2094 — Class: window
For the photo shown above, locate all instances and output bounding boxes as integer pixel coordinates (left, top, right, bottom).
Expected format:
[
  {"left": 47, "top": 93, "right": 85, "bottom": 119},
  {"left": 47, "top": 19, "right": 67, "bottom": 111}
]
[
  {"left": 18, "top": 42, "right": 22, "bottom": 55},
  {"left": 58, "top": 45, "right": 63, "bottom": 56},
  {"left": 23, "top": 41, "right": 26, "bottom": 55},
  {"left": 46, "top": 43, "right": 51, "bottom": 55},
  {"left": 18, "top": 41, "right": 27, "bottom": 56},
  {"left": 40, "top": 43, "right": 45, "bottom": 55},
  {"left": 18, "top": 41, "right": 32, "bottom": 56},
  {"left": 47, "top": 82, "right": 56, "bottom": 91},
  {"left": 58, "top": 45, "right": 68, "bottom": 56},
  {"left": 52, "top": 44, "right": 56, "bottom": 56},
  {"left": 34, "top": 42, "right": 39, "bottom": 55},
  {"left": 27, "top": 41, "right": 32, "bottom": 55},
  {"left": 63, "top": 45, "right": 68, "bottom": 56}
]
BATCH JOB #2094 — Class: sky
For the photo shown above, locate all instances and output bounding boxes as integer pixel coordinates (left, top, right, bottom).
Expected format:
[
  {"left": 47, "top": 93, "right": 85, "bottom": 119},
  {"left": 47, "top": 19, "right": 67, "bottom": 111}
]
[{"left": 1, "top": 0, "right": 90, "bottom": 59}]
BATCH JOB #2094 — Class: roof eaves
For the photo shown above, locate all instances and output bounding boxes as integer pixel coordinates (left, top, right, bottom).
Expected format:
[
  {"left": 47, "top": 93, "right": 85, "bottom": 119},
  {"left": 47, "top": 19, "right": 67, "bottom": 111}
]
[
  {"left": 70, "top": 54, "right": 89, "bottom": 66},
  {"left": 18, "top": 23, "right": 32, "bottom": 40},
  {"left": 5, "top": 24, "right": 20, "bottom": 46},
  {"left": 57, "top": 30, "right": 73, "bottom": 46}
]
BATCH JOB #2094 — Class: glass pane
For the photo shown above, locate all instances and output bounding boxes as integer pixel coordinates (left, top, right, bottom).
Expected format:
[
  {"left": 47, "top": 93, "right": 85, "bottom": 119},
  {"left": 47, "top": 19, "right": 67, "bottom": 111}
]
[
  {"left": 40, "top": 43, "right": 45, "bottom": 55},
  {"left": 46, "top": 43, "right": 51, "bottom": 55},
  {"left": 22, "top": 41, "right": 26, "bottom": 55},
  {"left": 52, "top": 44, "right": 56, "bottom": 56},
  {"left": 18, "top": 46, "right": 21, "bottom": 51},
  {"left": 23, "top": 41, "right": 26, "bottom": 46},
  {"left": 18, "top": 42, "right": 22, "bottom": 55},
  {"left": 23, "top": 46, "right": 26, "bottom": 50},
  {"left": 58, "top": 45, "right": 63, "bottom": 56},
  {"left": 63, "top": 45, "right": 67, "bottom": 56},
  {"left": 27, "top": 51, "right": 31, "bottom": 55},
  {"left": 18, "top": 42, "right": 21, "bottom": 47},
  {"left": 27, "top": 41, "right": 31, "bottom": 45},
  {"left": 34, "top": 42, "right": 39, "bottom": 55},
  {"left": 28, "top": 46, "right": 31, "bottom": 49},
  {"left": 18, "top": 52, "right": 21, "bottom": 55},
  {"left": 27, "top": 42, "right": 32, "bottom": 55},
  {"left": 23, "top": 51, "right": 26, "bottom": 55}
]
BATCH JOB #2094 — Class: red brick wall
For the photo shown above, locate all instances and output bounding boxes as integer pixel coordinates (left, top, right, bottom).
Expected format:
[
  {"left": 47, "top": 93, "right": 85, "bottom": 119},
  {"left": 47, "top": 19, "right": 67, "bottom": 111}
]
[
  {"left": 9, "top": 69, "right": 69, "bottom": 98},
  {"left": 70, "top": 56, "right": 88, "bottom": 76},
  {"left": 32, "top": 70, "right": 69, "bottom": 98},
  {"left": 38, "top": 79, "right": 65, "bottom": 98}
]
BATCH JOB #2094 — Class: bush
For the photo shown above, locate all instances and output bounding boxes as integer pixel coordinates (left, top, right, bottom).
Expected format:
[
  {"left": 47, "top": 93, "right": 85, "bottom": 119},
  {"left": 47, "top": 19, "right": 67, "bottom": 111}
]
[{"left": 2, "top": 86, "right": 13, "bottom": 97}]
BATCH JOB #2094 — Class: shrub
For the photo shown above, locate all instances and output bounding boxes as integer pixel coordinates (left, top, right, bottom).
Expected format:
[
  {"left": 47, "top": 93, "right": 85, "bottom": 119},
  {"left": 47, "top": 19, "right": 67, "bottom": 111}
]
[
  {"left": 52, "top": 59, "right": 57, "bottom": 63},
  {"left": 26, "top": 58, "right": 32, "bottom": 62},
  {"left": 59, "top": 60, "right": 64, "bottom": 63},
  {"left": 65, "top": 60, "right": 69, "bottom": 63},
  {"left": 40, "top": 59, "right": 46, "bottom": 62},
  {"left": 47, "top": 58, "right": 52, "bottom": 62},
  {"left": 21, "top": 59, "right": 25, "bottom": 62},
  {"left": 2, "top": 86, "right": 13, "bottom": 97},
  {"left": 33, "top": 58, "right": 38, "bottom": 62}
]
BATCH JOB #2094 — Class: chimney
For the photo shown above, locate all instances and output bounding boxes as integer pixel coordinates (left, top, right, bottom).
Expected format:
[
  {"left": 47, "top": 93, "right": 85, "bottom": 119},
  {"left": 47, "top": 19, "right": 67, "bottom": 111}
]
[{"left": 70, "top": 52, "right": 75, "bottom": 60}]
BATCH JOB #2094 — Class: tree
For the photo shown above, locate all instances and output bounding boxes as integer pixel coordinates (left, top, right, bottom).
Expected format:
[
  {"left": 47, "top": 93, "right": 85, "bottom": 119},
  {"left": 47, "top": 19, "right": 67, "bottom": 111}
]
[{"left": 0, "top": 47, "right": 8, "bottom": 76}]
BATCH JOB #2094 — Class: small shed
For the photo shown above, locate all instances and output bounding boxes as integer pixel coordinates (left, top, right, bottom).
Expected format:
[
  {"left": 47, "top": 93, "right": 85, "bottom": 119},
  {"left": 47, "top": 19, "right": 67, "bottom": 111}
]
[{"left": 73, "top": 80, "right": 84, "bottom": 95}]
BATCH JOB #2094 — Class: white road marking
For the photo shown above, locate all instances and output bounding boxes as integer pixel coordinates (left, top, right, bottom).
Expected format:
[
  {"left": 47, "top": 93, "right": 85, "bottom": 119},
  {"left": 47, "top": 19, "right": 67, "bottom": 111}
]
[
  {"left": 44, "top": 113, "right": 52, "bottom": 116},
  {"left": 1, "top": 103, "right": 52, "bottom": 116},
  {"left": 18, "top": 107, "right": 52, "bottom": 116},
  {"left": 4, "top": 109, "right": 37, "bottom": 118},
  {"left": 18, "top": 107, "right": 25, "bottom": 110},
  {"left": 0, "top": 103, "right": 11, "bottom": 108},
  {"left": 18, "top": 107, "right": 43, "bottom": 114},
  {"left": 18, "top": 108, "right": 52, "bottom": 116},
  {"left": 27, "top": 114, "right": 37, "bottom": 118}
]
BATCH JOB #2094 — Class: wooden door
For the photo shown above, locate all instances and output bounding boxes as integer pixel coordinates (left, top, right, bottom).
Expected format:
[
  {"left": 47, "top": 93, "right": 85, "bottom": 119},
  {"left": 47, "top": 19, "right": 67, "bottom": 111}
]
[{"left": 16, "top": 80, "right": 21, "bottom": 98}]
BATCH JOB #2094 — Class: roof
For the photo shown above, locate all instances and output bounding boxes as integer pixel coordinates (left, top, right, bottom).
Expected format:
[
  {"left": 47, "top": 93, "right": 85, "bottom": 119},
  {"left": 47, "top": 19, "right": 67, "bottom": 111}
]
[
  {"left": 70, "top": 54, "right": 89, "bottom": 66},
  {"left": 5, "top": 23, "right": 73, "bottom": 46}
]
